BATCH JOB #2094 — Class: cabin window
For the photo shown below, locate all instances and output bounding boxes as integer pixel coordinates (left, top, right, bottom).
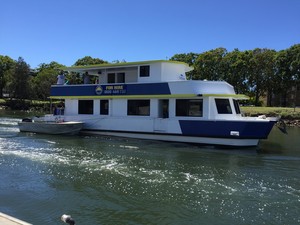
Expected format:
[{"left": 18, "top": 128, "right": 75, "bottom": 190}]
[
  {"left": 107, "top": 73, "right": 125, "bottom": 83},
  {"left": 108, "top": 73, "right": 115, "bottom": 83},
  {"left": 117, "top": 73, "right": 125, "bottom": 83},
  {"left": 176, "top": 99, "right": 203, "bottom": 117},
  {"left": 100, "top": 100, "right": 109, "bottom": 115},
  {"left": 140, "top": 65, "right": 150, "bottom": 77},
  {"left": 215, "top": 99, "right": 232, "bottom": 114},
  {"left": 78, "top": 100, "right": 94, "bottom": 114},
  {"left": 127, "top": 100, "right": 150, "bottom": 116},
  {"left": 233, "top": 99, "right": 241, "bottom": 114}
]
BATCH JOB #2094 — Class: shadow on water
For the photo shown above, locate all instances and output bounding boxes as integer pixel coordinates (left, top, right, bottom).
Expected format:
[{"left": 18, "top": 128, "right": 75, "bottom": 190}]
[{"left": 258, "top": 126, "right": 300, "bottom": 154}]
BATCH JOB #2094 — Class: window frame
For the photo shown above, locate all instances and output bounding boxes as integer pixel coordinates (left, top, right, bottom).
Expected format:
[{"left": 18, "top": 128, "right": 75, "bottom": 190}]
[
  {"left": 139, "top": 65, "right": 150, "bottom": 77},
  {"left": 176, "top": 99, "right": 203, "bottom": 117},
  {"left": 100, "top": 99, "right": 109, "bottom": 115},
  {"left": 107, "top": 73, "right": 115, "bottom": 83},
  {"left": 215, "top": 98, "right": 232, "bottom": 114},
  {"left": 127, "top": 99, "right": 150, "bottom": 116},
  {"left": 78, "top": 100, "right": 94, "bottom": 115},
  {"left": 117, "top": 73, "right": 125, "bottom": 83},
  {"left": 233, "top": 99, "right": 241, "bottom": 114}
]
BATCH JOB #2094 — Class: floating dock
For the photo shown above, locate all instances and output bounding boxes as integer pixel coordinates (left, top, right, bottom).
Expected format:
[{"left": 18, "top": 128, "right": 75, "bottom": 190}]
[{"left": 0, "top": 212, "right": 32, "bottom": 225}]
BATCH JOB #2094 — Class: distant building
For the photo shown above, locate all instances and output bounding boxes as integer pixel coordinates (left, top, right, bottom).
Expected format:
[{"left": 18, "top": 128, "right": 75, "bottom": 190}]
[{"left": 263, "top": 84, "right": 300, "bottom": 107}]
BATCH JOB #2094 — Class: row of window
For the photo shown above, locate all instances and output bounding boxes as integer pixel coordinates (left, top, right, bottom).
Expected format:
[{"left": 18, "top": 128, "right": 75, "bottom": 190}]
[{"left": 77, "top": 98, "right": 240, "bottom": 116}]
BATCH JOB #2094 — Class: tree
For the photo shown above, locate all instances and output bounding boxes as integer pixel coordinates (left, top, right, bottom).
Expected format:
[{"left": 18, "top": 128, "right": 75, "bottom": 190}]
[
  {"left": 6, "top": 57, "right": 31, "bottom": 100},
  {"left": 222, "top": 49, "right": 251, "bottom": 94},
  {"left": 248, "top": 48, "right": 276, "bottom": 106},
  {"left": 73, "top": 56, "right": 108, "bottom": 66},
  {"left": 0, "top": 55, "right": 15, "bottom": 97},
  {"left": 274, "top": 44, "right": 300, "bottom": 106},
  {"left": 194, "top": 48, "right": 227, "bottom": 80},
  {"left": 169, "top": 53, "right": 199, "bottom": 79},
  {"left": 32, "top": 61, "right": 64, "bottom": 100},
  {"left": 289, "top": 44, "right": 300, "bottom": 107}
]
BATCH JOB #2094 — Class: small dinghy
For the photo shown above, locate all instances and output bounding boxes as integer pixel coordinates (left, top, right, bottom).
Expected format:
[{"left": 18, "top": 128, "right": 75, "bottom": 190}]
[{"left": 18, "top": 118, "right": 83, "bottom": 135}]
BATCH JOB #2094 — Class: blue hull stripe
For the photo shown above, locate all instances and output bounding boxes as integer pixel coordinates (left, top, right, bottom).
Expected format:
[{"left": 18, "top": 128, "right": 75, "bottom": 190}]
[
  {"left": 179, "top": 120, "right": 276, "bottom": 139},
  {"left": 51, "top": 83, "right": 171, "bottom": 97}
]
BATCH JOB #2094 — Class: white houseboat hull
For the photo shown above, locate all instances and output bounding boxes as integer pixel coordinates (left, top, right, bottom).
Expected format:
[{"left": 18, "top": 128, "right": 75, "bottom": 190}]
[
  {"left": 80, "top": 130, "right": 260, "bottom": 147},
  {"left": 45, "top": 114, "right": 276, "bottom": 147}
]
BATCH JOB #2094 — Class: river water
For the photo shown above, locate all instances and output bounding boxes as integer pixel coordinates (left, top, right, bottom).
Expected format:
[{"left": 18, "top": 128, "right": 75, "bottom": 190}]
[{"left": 0, "top": 112, "right": 300, "bottom": 225}]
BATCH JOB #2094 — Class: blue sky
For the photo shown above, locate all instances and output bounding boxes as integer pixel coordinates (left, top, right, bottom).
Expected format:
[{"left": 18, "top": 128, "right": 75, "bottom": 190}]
[{"left": 1, "top": 0, "right": 299, "bottom": 68}]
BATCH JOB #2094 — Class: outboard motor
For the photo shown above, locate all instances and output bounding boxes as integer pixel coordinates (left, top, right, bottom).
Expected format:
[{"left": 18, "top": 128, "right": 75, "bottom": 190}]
[
  {"left": 277, "top": 119, "right": 288, "bottom": 134},
  {"left": 61, "top": 214, "right": 75, "bottom": 225}
]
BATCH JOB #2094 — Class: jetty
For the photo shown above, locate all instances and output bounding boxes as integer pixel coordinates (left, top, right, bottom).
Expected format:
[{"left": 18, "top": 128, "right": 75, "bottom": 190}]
[{"left": 0, "top": 212, "right": 32, "bottom": 225}]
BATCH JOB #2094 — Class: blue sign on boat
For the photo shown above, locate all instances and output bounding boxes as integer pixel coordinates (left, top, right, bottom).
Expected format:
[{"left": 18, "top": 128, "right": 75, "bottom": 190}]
[{"left": 95, "top": 85, "right": 127, "bottom": 95}]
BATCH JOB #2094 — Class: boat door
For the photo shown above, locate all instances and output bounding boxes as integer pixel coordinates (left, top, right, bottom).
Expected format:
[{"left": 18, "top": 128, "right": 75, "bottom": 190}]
[{"left": 154, "top": 99, "right": 169, "bottom": 132}]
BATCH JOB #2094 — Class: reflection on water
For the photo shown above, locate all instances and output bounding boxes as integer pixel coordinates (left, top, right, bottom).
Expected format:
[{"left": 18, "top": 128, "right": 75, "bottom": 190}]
[
  {"left": 260, "top": 126, "right": 300, "bottom": 154},
  {"left": 0, "top": 116, "right": 300, "bottom": 225}
]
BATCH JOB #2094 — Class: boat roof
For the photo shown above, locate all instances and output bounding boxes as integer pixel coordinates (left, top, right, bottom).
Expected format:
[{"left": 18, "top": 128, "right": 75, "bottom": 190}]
[{"left": 63, "top": 60, "right": 193, "bottom": 73}]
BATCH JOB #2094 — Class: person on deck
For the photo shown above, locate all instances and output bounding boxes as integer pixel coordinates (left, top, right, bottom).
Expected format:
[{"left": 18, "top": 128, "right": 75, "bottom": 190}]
[
  {"left": 83, "top": 72, "right": 90, "bottom": 84},
  {"left": 57, "top": 71, "right": 65, "bottom": 85}
]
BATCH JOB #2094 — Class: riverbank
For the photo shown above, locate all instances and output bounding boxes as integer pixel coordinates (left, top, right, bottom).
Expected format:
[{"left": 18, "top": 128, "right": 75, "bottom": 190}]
[{"left": 241, "top": 106, "right": 300, "bottom": 127}]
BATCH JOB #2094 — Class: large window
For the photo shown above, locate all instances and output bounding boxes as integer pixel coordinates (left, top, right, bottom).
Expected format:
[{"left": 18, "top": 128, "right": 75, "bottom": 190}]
[
  {"left": 176, "top": 99, "right": 203, "bottom": 117},
  {"left": 107, "top": 73, "right": 125, "bottom": 83},
  {"left": 100, "top": 100, "right": 109, "bottom": 115},
  {"left": 140, "top": 65, "right": 150, "bottom": 77},
  {"left": 215, "top": 99, "right": 232, "bottom": 114},
  {"left": 78, "top": 100, "right": 93, "bottom": 114},
  {"left": 127, "top": 100, "right": 150, "bottom": 116}
]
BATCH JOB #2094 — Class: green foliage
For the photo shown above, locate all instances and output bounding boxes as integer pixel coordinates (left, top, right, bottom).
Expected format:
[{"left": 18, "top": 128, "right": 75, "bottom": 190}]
[
  {"left": 222, "top": 49, "right": 251, "bottom": 94},
  {"left": 194, "top": 47, "right": 227, "bottom": 80},
  {"left": 0, "top": 55, "right": 15, "bottom": 97},
  {"left": 170, "top": 45, "right": 300, "bottom": 107},
  {"left": 274, "top": 44, "right": 300, "bottom": 106},
  {"left": 248, "top": 48, "right": 276, "bottom": 106},
  {"left": 32, "top": 61, "right": 65, "bottom": 100},
  {"left": 169, "top": 53, "right": 199, "bottom": 79},
  {"left": 73, "top": 56, "right": 108, "bottom": 66},
  {"left": 6, "top": 57, "right": 31, "bottom": 100}
]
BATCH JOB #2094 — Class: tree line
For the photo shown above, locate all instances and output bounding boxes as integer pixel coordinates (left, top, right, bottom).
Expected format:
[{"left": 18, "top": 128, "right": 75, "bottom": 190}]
[
  {"left": 170, "top": 44, "right": 300, "bottom": 106},
  {"left": 0, "top": 44, "right": 299, "bottom": 107}
]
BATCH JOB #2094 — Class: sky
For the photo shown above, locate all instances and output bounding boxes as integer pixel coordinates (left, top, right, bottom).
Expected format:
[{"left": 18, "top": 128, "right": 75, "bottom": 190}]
[{"left": 1, "top": 0, "right": 299, "bottom": 68}]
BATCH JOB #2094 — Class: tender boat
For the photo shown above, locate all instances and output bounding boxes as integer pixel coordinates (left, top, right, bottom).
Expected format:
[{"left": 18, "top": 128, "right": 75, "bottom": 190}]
[
  {"left": 18, "top": 118, "right": 84, "bottom": 135},
  {"left": 46, "top": 60, "right": 277, "bottom": 146}
]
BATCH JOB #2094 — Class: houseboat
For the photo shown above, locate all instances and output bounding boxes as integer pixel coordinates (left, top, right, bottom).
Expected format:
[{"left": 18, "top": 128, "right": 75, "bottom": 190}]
[{"left": 48, "top": 60, "right": 277, "bottom": 147}]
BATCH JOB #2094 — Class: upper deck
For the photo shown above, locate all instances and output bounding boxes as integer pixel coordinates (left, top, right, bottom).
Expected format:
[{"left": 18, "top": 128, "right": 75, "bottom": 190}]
[
  {"left": 51, "top": 60, "right": 248, "bottom": 100},
  {"left": 63, "top": 60, "right": 192, "bottom": 83}
]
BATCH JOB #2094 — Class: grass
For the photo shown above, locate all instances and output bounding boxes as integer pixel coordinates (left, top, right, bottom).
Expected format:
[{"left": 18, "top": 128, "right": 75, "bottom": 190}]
[{"left": 241, "top": 106, "right": 300, "bottom": 119}]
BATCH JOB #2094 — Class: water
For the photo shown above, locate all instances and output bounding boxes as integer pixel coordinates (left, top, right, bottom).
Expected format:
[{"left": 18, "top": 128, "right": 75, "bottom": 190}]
[{"left": 0, "top": 113, "right": 300, "bottom": 225}]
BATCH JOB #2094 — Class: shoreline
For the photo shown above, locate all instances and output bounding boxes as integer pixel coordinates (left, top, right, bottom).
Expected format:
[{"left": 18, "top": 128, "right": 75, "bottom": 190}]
[{"left": 281, "top": 119, "right": 300, "bottom": 127}]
